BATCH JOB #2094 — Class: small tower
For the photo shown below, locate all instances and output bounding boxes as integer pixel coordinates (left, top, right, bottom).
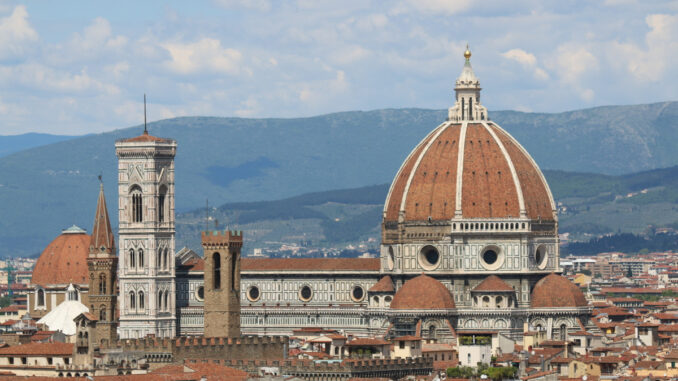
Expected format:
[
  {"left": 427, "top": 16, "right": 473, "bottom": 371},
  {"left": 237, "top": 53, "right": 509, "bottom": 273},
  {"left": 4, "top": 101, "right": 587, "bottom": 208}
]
[
  {"left": 448, "top": 45, "right": 488, "bottom": 122},
  {"left": 201, "top": 230, "right": 243, "bottom": 338},
  {"left": 87, "top": 182, "right": 118, "bottom": 346}
]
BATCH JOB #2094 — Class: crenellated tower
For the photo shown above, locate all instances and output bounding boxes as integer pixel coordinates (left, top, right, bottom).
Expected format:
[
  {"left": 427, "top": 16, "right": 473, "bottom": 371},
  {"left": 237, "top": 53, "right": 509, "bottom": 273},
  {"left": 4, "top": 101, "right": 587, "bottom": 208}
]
[
  {"left": 87, "top": 182, "right": 118, "bottom": 345},
  {"left": 202, "top": 230, "right": 242, "bottom": 338},
  {"left": 116, "top": 128, "right": 177, "bottom": 339}
]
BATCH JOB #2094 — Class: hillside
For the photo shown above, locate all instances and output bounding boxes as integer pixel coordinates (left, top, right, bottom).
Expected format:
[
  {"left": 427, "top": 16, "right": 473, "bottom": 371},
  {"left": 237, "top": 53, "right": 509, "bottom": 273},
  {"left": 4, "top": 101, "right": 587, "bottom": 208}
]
[
  {"left": 0, "top": 133, "right": 78, "bottom": 158},
  {"left": 175, "top": 166, "right": 678, "bottom": 255},
  {"left": 3, "top": 102, "right": 678, "bottom": 256}
]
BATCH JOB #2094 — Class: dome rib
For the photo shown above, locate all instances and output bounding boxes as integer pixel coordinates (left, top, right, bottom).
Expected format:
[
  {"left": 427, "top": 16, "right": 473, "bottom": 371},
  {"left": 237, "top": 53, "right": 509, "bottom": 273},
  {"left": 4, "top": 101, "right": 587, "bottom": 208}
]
[{"left": 482, "top": 122, "right": 526, "bottom": 217}]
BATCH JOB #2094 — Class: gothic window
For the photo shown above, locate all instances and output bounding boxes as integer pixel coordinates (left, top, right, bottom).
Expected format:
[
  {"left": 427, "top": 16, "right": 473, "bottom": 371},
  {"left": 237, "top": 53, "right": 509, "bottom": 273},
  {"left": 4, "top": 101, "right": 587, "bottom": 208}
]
[
  {"left": 158, "top": 290, "right": 163, "bottom": 310},
  {"left": 129, "top": 291, "right": 136, "bottom": 310},
  {"left": 157, "top": 250, "right": 162, "bottom": 270},
  {"left": 163, "top": 249, "right": 169, "bottom": 270},
  {"left": 100, "top": 306, "right": 106, "bottom": 321},
  {"left": 428, "top": 326, "right": 436, "bottom": 339},
  {"left": 99, "top": 274, "right": 107, "bottom": 294},
  {"left": 37, "top": 289, "right": 45, "bottom": 307},
  {"left": 130, "top": 185, "right": 143, "bottom": 223},
  {"left": 560, "top": 324, "right": 567, "bottom": 340},
  {"left": 164, "top": 291, "right": 169, "bottom": 311},
  {"left": 231, "top": 252, "right": 237, "bottom": 290},
  {"left": 158, "top": 185, "right": 168, "bottom": 223},
  {"left": 213, "top": 253, "right": 221, "bottom": 289},
  {"left": 129, "top": 249, "right": 135, "bottom": 269},
  {"left": 138, "top": 249, "right": 144, "bottom": 268},
  {"left": 138, "top": 291, "right": 145, "bottom": 311}
]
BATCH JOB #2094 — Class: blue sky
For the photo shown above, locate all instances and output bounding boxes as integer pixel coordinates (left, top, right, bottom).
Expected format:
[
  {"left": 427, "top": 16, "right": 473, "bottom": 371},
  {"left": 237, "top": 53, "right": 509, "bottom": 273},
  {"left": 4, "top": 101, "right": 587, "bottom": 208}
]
[{"left": 0, "top": 0, "right": 676, "bottom": 134}]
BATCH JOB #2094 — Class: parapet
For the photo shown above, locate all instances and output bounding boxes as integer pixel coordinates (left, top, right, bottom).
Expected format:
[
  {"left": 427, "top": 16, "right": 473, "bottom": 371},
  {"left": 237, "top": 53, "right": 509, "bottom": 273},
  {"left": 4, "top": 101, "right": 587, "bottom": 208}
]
[{"left": 201, "top": 230, "right": 244, "bottom": 248}]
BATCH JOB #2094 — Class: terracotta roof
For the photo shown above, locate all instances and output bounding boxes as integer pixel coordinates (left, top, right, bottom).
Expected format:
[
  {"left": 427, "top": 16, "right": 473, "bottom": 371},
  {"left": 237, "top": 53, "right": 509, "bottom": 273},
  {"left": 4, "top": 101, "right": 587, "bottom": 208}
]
[
  {"left": 369, "top": 276, "right": 394, "bottom": 292},
  {"left": 0, "top": 342, "right": 73, "bottom": 356},
  {"left": 31, "top": 230, "right": 90, "bottom": 286},
  {"left": 121, "top": 131, "right": 172, "bottom": 143},
  {"left": 531, "top": 273, "right": 588, "bottom": 308},
  {"left": 179, "top": 257, "right": 205, "bottom": 272},
  {"left": 391, "top": 274, "right": 455, "bottom": 310},
  {"left": 384, "top": 122, "right": 554, "bottom": 222},
  {"left": 89, "top": 184, "right": 115, "bottom": 255},
  {"left": 472, "top": 275, "right": 514, "bottom": 292},
  {"left": 345, "top": 338, "right": 389, "bottom": 346},
  {"left": 393, "top": 335, "right": 422, "bottom": 341},
  {"left": 242, "top": 258, "right": 380, "bottom": 271}
]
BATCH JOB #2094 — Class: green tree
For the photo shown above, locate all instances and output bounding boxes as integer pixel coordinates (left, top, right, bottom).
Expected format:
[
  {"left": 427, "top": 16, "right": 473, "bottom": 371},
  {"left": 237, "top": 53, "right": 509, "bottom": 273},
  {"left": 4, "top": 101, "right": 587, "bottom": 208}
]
[{"left": 0, "top": 296, "right": 11, "bottom": 308}]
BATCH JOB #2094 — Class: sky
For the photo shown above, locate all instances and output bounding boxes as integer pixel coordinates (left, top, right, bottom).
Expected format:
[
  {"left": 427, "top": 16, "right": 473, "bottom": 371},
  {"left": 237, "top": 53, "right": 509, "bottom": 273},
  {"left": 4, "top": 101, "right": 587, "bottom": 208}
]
[{"left": 0, "top": 0, "right": 677, "bottom": 135}]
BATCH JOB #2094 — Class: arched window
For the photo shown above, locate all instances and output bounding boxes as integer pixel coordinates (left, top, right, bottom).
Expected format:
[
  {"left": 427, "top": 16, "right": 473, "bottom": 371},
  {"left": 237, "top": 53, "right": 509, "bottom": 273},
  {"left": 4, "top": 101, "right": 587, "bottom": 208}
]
[
  {"left": 164, "top": 291, "right": 169, "bottom": 311},
  {"left": 138, "top": 291, "right": 145, "bottom": 311},
  {"left": 163, "top": 249, "right": 169, "bottom": 270},
  {"left": 213, "top": 252, "right": 221, "bottom": 289},
  {"left": 231, "top": 252, "right": 237, "bottom": 290},
  {"left": 129, "top": 249, "right": 135, "bottom": 269},
  {"left": 37, "top": 289, "right": 45, "bottom": 307},
  {"left": 560, "top": 324, "right": 567, "bottom": 340},
  {"left": 468, "top": 97, "right": 473, "bottom": 120},
  {"left": 100, "top": 307, "right": 106, "bottom": 321},
  {"left": 129, "top": 291, "right": 136, "bottom": 310},
  {"left": 428, "top": 326, "right": 436, "bottom": 339},
  {"left": 157, "top": 249, "right": 162, "bottom": 270},
  {"left": 158, "top": 185, "right": 168, "bottom": 223},
  {"left": 99, "top": 274, "right": 106, "bottom": 294},
  {"left": 138, "top": 249, "right": 144, "bottom": 268},
  {"left": 130, "top": 185, "right": 143, "bottom": 223},
  {"left": 461, "top": 98, "right": 465, "bottom": 120}
]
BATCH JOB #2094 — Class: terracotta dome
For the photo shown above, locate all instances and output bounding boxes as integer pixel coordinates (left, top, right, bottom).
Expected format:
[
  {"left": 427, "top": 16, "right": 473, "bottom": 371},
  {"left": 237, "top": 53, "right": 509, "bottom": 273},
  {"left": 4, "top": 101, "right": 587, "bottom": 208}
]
[
  {"left": 31, "top": 226, "right": 90, "bottom": 286},
  {"left": 383, "top": 121, "right": 555, "bottom": 222},
  {"left": 531, "top": 273, "right": 588, "bottom": 308},
  {"left": 390, "top": 274, "right": 455, "bottom": 309}
]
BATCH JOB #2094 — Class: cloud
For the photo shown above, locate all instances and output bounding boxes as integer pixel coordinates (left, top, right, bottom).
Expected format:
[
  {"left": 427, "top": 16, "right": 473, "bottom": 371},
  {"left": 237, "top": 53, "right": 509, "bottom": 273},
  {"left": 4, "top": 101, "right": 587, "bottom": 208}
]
[
  {"left": 502, "top": 48, "right": 549, "bottom": 80},
  {"left": 0, "top": 63, "right": 120, "bottom": 95},
  {"left": 0, "top": 5, "right": 38, "bottom": 60},
  {"left": 403, "top": 0, "right": 473, "bottom": 15},
  {"left": 214, "top": 0, "right": 271, "bottom": 12},
  {"left": 162, "top": 38, "right": 244, "bottom": 75}
]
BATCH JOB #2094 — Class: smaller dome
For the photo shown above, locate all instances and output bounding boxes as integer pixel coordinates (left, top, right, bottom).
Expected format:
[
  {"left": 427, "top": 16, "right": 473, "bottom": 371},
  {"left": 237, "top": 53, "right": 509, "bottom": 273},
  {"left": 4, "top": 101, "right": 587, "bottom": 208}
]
[
  {"left": 391, "top": 274, "right": 455, "bottom": 310},
  {"left": 531, "top": 273, "right": 588, "bottom": 308},
  {"left": 32, "top": 228, "right": 90, "bottom": 286}
]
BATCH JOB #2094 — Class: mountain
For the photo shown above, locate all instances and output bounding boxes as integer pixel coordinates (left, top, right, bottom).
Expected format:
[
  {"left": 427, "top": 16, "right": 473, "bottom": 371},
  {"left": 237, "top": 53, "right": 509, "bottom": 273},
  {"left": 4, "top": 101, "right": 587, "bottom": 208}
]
[
  {"left": 0, "top": 133, "right": 79, "bottom": 158},
  {"left": 176, "top": 166, "right": 678, "bottom": 255},
  {"left": 2, "top": 102, "right": 678, "bottom": 257}
]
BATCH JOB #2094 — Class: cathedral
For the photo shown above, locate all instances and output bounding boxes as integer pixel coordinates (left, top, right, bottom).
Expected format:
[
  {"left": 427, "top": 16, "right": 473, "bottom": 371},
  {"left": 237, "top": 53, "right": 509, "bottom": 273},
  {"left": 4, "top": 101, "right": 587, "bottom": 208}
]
[{"left": 28, "top": 48, "right": 591, "bottom": 345}]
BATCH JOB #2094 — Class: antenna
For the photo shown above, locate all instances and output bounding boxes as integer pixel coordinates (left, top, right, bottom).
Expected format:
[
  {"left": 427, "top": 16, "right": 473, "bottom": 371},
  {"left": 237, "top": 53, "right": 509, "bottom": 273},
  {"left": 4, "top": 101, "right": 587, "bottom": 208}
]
[
  {"left": 143, "top": 93, "right": 147, "bottom": 134},
  {"left": 205, "top": 199, "right": 209, "bottom": 232}
]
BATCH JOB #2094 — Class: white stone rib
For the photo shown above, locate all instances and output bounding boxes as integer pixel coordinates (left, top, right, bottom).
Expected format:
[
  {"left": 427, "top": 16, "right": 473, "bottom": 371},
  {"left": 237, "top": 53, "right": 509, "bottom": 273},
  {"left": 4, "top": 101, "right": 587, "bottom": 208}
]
[
  {"left": 489, "top": 122, "right": 558, "bottom": 220},
  {"left": 482, "top": 121, "right": 526, "bottom": 218},
  {"left": 383, "top": 121, "right": 449, "bottom": 217},
  {"left": 399, "top": 122, "right": 450, "bottom": 217},
  {"left": 454, "top": 122, "right": 468, "bottom": 217}
]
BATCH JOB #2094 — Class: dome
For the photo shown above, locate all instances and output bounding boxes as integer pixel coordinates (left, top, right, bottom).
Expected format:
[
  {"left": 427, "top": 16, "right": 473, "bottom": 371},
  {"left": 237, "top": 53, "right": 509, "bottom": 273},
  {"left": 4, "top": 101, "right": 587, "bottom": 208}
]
[
  {"left": 32, "top": 227, "right": 90, "bottom": 286},
  {"left": 390, "top": 274, "right": 455, "bottom": 309},
  {"left": 531, "top": 273, "right": 588, "bottom": 308},
  {"left": 383, "top": 122, "right": 555, "bottom": 222}
]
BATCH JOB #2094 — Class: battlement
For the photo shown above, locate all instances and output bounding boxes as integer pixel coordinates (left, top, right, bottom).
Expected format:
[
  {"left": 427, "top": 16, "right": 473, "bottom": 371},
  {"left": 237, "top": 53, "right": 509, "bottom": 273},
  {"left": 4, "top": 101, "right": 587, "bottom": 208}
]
[{"left": 201, "top": 230, "right": 244, "bottom": 247}]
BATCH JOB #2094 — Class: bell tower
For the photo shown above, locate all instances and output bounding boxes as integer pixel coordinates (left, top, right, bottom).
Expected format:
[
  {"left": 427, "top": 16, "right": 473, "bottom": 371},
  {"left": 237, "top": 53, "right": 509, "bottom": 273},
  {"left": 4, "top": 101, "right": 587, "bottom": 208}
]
[
  {"left": 201, "top": 230, "right": 242, "bottom": 338},
  {"left": 87, "top": 182, "right": 118, "bottom": 346},
  {"left": 115, "top": 122, "right": 177, "bottom": 339}
]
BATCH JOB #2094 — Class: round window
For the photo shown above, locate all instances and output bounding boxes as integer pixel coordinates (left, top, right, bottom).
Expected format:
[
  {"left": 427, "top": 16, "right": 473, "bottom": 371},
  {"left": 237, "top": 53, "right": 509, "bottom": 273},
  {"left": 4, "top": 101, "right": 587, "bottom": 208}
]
[
  {"left": 387, "top": 246, "right": 395, "bottom": 271},
  {"left": 480, "top": 246, "right": 504, "bottom": 270},
  {"left": 418, "top": 245, "right": 441, "bottom": 270},
  {"left": 351, "top": 286, "right": 365, "bottom": 302},
  {"left": 247, "top": 286, "right": 260, "bottom": 302},
  {"left": 299, "top": 285, "right": 313, "bottom": 302},
  {"left": 534, "top": 245, "right": 548, "bottom": 270},
  {"left": 195, "top": 286, "right": 204, "bottom": 301}
]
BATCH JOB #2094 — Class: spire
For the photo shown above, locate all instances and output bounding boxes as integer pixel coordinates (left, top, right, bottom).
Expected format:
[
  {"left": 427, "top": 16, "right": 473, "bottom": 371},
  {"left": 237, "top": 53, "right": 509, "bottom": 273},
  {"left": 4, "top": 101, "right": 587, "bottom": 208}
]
[
  {"left": 448, "top": 45, "right": 488, "bottom": 122},
  {"left": 90, "top": 180, "right": 115, "bottom": 255},
  {"left": 143, "top": 93, "right": 148, "bottom": 135}
]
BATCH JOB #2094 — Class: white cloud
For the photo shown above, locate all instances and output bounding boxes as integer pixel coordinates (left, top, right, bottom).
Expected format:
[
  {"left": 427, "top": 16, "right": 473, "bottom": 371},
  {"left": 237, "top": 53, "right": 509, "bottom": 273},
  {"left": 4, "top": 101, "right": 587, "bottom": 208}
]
[
  {"left": 403, "top": 0, "right": 473, "bottom": 15},
  {"left": 502, "top": 48, "right": 549, "bottom": 80},
  {"left": 0, "top": 5, "right": 38, "bottom": 60},
  {"left": 0, "top": 63, "right": 119, "bottom": 95},
  {"left": 214, "top": 0, "right": 271, "bottom": 12},
  {"left": 162, "top": 38, "right": 244, "bottom": 75}
]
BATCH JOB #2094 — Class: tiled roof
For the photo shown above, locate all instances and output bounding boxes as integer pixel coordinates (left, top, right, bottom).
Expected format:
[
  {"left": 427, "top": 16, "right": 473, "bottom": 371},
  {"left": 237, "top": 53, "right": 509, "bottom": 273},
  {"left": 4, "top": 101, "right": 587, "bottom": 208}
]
[
  {"left": 369, "top": 276, "right": 394, "bottom": 292},
  {"left": 31, "top": 231, "right": 90, "bottom": 286},
  {"left": 121, "top": 131, "right": 172, "bottom": 143},
  {"left": 391, "top": 274, "right": 455, "bottom": 310},
  {"left": 0, "top": 342, "right": 73, "bottom": 356},
  {"left": 345, "top": 338, "right": 389, "bottom": 346},
  {"left": 242, "top": 258, "right": 380, "bottom": 271},
  {"left": 531, "top": 273, "right": 588, "bottom": 308},
  {"left": 384, "top": 122, "right": 554, "bottom": 222},
  {"left": 472, "top": 275, "right": 514, "bottom": 292},
  {"left": 393, "top": 335, "right": 421, "bottom": 341}
]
